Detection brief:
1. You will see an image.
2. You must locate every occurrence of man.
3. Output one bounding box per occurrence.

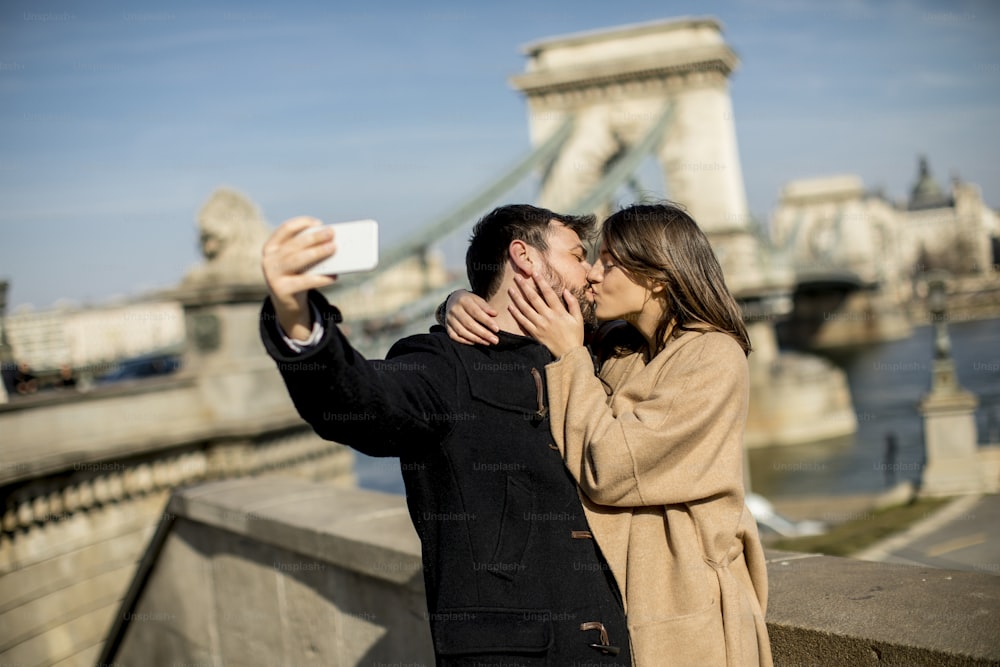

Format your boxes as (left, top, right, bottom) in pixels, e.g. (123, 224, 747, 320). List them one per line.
(260, 205, 631, 665)
(14, 361, 38, 395)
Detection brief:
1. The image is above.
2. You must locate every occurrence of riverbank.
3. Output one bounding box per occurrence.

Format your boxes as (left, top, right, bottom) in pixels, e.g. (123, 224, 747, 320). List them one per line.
(767, 493, 950, 556)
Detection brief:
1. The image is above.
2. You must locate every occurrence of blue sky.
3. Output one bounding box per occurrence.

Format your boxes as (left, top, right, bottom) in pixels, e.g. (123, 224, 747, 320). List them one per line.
(1, 0, 998, 309)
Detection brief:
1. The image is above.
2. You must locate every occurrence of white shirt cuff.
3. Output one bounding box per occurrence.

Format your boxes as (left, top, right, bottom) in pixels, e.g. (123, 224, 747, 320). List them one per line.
(279, 304, 326, 352)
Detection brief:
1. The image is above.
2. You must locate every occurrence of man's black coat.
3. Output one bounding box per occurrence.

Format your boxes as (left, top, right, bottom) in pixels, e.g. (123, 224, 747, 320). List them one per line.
(261, 292, 631, 666)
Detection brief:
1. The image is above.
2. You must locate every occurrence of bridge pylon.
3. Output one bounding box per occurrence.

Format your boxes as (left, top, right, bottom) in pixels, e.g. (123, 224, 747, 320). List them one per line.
(510, 17, 792, 304)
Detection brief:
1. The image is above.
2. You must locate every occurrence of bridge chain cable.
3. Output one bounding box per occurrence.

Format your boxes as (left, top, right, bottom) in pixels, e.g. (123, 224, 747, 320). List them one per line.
(333, 116, 575, 291)
(350, 276, 470, 359)
(347, 106, 676, 356)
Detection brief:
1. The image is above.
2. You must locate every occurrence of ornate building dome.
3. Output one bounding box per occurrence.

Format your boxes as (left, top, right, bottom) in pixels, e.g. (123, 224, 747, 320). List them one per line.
(908, 155, 952, 210)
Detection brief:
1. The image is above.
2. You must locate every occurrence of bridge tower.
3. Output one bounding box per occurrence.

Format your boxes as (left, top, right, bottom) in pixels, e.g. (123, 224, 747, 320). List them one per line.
(511, 18, 855, 449)
(510, 17, 786, 302)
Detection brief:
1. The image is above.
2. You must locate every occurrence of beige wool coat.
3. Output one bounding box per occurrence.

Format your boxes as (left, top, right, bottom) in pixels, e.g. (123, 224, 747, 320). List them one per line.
(546, 328, 773, 667)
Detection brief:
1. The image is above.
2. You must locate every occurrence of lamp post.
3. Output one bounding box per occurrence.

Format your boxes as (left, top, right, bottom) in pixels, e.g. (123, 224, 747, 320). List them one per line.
(926, 273, 959, 393)
(928, 275, 949, 359)
(918, 271, 984, 495)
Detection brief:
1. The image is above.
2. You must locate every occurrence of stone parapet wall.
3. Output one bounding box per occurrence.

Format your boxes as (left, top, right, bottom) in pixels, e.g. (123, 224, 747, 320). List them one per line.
(1, 276, 365, 667)
(103, 479, 1000, 667)
(0, 447, 354, 667)
(108, 478, 432, 667)
(767, 550, 1000, 666)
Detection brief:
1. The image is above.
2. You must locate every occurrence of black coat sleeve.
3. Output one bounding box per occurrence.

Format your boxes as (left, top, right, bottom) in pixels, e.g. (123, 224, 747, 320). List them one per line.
(259, 291, 458, 457)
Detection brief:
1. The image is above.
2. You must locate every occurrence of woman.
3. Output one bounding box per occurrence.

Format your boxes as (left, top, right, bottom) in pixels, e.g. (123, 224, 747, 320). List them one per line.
(444, 203, 772, 667)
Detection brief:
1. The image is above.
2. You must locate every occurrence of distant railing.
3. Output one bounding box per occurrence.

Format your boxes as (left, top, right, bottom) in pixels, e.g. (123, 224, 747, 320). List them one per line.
(101, 478, 1000, 667)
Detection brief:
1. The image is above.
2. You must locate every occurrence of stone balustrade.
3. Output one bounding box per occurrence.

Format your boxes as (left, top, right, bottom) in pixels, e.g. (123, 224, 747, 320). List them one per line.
(0, 373, 356, 667)
(101, 477, 1000, 667)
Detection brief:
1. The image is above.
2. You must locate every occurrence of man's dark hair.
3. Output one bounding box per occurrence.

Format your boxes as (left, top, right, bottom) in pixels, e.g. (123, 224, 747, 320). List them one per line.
(465, 204, 596, 299)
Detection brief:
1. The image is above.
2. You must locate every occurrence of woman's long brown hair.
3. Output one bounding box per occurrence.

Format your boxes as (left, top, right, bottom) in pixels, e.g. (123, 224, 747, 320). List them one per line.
(601, 203, 752, 357)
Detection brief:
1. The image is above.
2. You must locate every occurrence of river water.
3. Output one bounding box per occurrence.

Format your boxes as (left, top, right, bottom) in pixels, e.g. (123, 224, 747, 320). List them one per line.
(749, 316, 1000, 499)
(355, 317, 1000, 499)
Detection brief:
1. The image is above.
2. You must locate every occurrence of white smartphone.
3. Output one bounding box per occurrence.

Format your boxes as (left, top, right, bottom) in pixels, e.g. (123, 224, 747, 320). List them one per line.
(300, 219, 379, 275)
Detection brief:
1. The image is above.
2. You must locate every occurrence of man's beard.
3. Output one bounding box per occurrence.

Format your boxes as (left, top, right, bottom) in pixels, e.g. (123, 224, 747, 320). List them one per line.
(539, 263, 598, 328)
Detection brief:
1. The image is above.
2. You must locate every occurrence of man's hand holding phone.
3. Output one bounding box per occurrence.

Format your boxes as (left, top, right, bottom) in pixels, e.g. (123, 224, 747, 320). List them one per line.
(262, 217, 340, 341)
(262, 217, 380, 341)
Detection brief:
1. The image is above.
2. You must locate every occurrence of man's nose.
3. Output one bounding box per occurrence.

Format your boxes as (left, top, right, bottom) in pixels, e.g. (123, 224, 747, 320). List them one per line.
(587, 263, 602, 283)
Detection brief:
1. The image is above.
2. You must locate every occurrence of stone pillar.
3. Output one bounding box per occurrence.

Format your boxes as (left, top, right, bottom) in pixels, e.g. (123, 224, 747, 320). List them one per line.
(511, 18, 743, 218)
(919, 273, 984, 496)
(657, 82, 747, 233)
(919, 371, 982, 496)
(745, 320, 778, 384)
(177, 284, 281, 426)
(172, 188, 355, 482)
(510, 18, 790, 297)
(534, 107, 622, 214)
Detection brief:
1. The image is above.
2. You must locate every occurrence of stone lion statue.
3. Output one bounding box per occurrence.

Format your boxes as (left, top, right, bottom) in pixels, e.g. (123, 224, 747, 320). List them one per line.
(183, 188, 271, 286)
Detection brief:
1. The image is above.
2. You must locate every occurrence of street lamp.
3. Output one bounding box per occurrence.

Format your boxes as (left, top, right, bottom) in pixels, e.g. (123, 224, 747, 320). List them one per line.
(926, 272, 950, 362)
(924, 270, 957, 391)
(918, 269, 985, 495)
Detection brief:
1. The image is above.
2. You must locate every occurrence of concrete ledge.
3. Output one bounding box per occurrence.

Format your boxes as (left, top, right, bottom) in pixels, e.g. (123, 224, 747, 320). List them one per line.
(107, 477, 431, 667)
(765, 549, 1000, 666)
(106, 478, 1000, 666)
(166, 476, 423, 589)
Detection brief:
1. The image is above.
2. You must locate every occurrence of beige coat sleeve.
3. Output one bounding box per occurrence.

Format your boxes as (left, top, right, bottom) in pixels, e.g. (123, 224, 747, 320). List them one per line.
(546, 332, 749, 507)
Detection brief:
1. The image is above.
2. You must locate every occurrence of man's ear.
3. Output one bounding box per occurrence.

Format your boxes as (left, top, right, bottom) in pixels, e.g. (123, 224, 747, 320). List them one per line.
(508, 239, 536, 276)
